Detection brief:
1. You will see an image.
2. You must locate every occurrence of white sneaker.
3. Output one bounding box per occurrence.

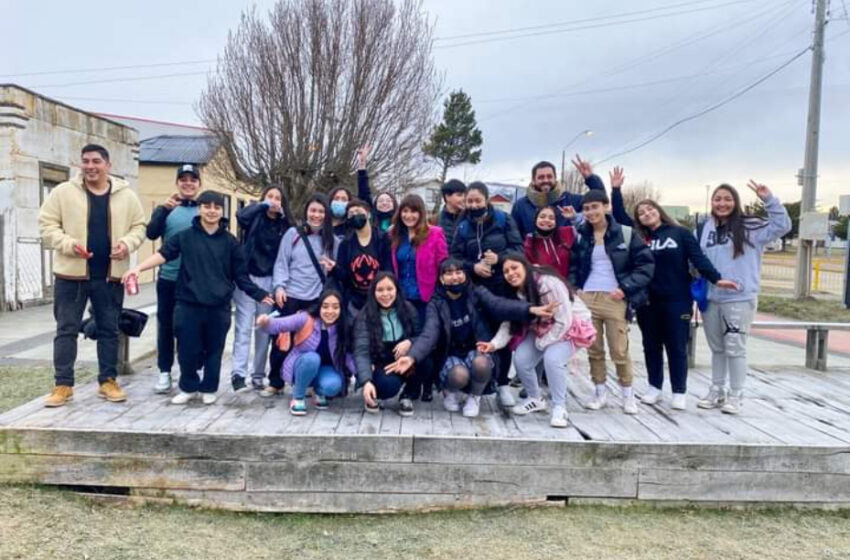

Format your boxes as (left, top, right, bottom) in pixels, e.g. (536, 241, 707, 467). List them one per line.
(154, 371, 172, 394)
(498, 385, 516, 408)
(512, 397, 547, 416)
(443, 391, 462, 412)
(550, 405, 569, 428)
(697, 385, 726, 409)
(202, 393, 217, 405)
(585, 388, 608, 411)
(170, 391, 197, 405)
(623, 394, 638, 415)
(721, 391, 742, 414)
(671, 393, 687, 410)
(641, 385, 662, 405)
(462, 395, 481, 418)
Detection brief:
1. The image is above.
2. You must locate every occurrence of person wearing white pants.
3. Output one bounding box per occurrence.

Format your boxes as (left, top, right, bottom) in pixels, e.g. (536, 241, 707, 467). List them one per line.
(490, 253, 585, 428)
(230, 185, 293, 392)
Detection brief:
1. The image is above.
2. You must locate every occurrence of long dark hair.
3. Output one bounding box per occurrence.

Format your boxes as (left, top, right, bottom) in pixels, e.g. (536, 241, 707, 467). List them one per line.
(711, 184, 757, 259)
(308, 289, 348, 370)
(361, 272, 417, 364)
(260, 183, 295, 231)
(632, 198, 677, 239)
(301, 192, 336, 256)
(501, 253, 573, 334)
(391, 194, 431, 248)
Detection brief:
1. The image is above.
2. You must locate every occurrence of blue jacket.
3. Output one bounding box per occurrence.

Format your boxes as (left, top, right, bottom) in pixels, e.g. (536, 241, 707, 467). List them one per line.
(511, 174, 605, 238)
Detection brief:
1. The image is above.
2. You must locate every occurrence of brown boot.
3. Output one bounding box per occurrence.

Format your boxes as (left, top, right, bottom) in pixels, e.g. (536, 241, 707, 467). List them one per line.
(44, 385, 74, 407)
(98, 378, 127, 402)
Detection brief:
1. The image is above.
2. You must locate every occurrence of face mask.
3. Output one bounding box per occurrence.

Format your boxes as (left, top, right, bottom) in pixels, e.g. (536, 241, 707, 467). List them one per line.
(330, 200, 347, 218)
(308, 223, 322, 234)
(467, 206, 486, 220)
(536, 225, 556, 237)
(347, 214, 368, 230)
(444, 283, 467, 296)
(376, 209, 394, 221)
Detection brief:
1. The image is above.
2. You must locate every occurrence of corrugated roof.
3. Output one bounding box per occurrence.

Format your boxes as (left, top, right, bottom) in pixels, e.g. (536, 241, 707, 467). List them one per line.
(139, 135, 219, 164)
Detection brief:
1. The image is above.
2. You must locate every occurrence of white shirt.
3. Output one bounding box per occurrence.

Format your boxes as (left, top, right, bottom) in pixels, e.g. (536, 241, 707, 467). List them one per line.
(583, 243, 618, 292)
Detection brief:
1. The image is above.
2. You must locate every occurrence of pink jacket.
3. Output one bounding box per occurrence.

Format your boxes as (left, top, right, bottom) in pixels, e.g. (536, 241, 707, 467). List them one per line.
(391, 225, 448, 302)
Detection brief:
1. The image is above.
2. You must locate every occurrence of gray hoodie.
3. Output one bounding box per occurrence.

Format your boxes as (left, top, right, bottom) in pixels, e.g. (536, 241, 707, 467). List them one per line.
(699, 195, 791, 304)
(273, 227, 339, 301)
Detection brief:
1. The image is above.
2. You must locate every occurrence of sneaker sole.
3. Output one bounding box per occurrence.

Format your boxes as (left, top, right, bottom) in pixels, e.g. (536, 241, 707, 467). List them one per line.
(365, 407, 380, 414)
(290, 409, 308, 416)
(697, 401, 722, 409)
(154, 386, 172, 395)
(398, 410, 414, 417)
(44, 395, 72, 408)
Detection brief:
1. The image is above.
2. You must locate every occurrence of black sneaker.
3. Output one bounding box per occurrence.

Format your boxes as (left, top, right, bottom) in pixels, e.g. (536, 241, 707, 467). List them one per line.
(421, 383, 434, 402)
(398, 398, 414, 417)
(231, 376, 248, 393)
(250, 378, 265, 391)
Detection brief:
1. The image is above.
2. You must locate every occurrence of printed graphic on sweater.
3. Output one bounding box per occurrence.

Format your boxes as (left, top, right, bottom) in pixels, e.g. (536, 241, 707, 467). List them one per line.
(649, 237, 679, 251)
(350, 253, 381, 291)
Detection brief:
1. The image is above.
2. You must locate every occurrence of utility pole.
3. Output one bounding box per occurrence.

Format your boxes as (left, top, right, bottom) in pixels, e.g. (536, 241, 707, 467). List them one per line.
(794, 0, 828, 299)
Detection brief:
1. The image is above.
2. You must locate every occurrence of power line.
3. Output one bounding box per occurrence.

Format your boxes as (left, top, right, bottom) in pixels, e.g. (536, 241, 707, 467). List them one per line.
(0, 59, 215, 79)
(480, 0, 788, 121)
(595, 46, 811, 165)
(57, 96, 193, 106)
(28, 70, 210, 89)
(433, 0, 741, 41)
(434, 0, 756, 49)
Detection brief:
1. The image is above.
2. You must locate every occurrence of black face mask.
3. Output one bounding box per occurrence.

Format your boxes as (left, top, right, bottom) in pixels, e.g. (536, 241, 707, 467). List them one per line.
(347, 214, 368, 230)
(376, 209, 394, 221)
(467, 206, 487, 220)
(444, 282, 467, 295)
(536, 225, 556, 237)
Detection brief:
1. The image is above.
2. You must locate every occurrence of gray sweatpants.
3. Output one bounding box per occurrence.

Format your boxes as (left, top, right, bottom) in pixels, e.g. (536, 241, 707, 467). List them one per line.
(514, 335, 574, 407)
(230, 275, 274, 381)
(702, 299, 755, 392)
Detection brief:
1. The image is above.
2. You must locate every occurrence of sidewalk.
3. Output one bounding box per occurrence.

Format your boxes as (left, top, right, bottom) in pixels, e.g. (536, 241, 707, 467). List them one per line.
(0, 282, 158, 368)
(1, 286, 849, 372)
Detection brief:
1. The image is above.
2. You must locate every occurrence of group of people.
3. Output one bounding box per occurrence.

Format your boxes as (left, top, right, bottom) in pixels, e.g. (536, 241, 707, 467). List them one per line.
(38, 144, 791, 429)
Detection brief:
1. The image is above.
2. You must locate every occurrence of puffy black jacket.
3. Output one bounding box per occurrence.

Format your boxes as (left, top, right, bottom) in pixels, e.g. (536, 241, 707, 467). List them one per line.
(569, 215, 655, 311)
(352, 300, 421, 387)
(236, 202, 290, 277)
(450, 206, 523, 296)
(408, 284, 533, 368)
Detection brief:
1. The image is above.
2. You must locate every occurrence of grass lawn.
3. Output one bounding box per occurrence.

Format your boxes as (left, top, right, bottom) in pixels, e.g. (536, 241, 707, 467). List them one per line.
(1, 485, 849, 560)
(0, 366, 94, 414)
(1, 368, 849, 559)
(758, 295, 850, 322)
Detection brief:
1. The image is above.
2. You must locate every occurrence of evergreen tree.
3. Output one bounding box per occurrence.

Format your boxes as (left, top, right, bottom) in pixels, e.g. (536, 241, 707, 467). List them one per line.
(423, 90, 483, 184)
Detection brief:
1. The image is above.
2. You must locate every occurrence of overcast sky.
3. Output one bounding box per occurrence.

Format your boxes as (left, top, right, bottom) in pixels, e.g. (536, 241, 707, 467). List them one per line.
(3, 0, 848, 211)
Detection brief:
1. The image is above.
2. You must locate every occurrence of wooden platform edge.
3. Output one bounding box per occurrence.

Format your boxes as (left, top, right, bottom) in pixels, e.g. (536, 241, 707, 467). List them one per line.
(2, 427, 850, 511)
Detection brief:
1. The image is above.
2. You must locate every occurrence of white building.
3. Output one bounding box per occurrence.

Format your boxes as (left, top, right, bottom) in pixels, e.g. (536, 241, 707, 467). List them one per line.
(0, 85, 139, 309)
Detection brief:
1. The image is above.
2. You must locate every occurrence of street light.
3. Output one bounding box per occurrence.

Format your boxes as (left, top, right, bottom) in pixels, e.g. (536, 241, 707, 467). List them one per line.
(560, 129, 593, 183)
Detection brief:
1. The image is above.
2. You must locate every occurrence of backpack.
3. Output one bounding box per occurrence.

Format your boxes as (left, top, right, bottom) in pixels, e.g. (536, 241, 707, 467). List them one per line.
(565, 296, 596, 349)
(275, 314, 315, 352)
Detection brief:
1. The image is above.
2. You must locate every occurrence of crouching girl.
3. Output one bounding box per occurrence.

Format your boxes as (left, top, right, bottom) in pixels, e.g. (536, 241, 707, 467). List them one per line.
(489, 254, 592, 428)
(257, 290, 354, 415)
(389, 259, 554, 418)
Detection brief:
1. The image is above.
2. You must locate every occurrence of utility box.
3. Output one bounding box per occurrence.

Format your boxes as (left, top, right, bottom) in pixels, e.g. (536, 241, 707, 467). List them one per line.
(799, 212, 829, 241)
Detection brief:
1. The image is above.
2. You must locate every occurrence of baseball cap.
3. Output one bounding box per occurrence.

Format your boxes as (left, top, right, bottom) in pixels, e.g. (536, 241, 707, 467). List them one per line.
(176, 163, 200, 180)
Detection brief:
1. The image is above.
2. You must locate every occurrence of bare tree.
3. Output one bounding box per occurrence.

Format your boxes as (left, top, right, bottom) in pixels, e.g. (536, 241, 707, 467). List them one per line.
(198, 0, 440, 211)
(619, 181, 661, 216)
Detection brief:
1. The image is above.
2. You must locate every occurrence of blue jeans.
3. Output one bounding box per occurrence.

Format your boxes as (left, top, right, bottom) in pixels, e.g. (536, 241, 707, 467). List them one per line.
(292, 352, 344, 400)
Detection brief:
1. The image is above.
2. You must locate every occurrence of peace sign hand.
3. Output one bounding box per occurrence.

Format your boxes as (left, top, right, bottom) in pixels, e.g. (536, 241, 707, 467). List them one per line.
(571, 154, 593, 179)
(560, 206, 576, 220)
(609, 166, 625, 189)
(747, 180, 772, 201)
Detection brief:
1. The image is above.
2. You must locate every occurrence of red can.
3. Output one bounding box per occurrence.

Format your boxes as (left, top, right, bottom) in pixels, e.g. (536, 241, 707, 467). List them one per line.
(125, 274, 139, 296)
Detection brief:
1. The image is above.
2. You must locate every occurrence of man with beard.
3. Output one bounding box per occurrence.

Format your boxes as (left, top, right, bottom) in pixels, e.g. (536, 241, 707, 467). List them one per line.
(511, 155, 606, 238)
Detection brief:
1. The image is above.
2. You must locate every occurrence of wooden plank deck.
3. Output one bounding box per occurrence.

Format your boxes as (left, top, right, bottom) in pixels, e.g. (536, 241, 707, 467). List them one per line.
(1, 361, 849, 512)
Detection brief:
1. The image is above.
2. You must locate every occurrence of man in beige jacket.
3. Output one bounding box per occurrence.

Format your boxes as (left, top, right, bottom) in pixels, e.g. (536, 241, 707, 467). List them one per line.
(38, 144, 147, 407)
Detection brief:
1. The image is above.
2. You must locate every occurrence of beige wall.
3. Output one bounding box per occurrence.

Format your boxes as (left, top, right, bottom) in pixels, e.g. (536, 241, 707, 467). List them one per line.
(136, 154, 256, 284)
(0, 85, 138, 308)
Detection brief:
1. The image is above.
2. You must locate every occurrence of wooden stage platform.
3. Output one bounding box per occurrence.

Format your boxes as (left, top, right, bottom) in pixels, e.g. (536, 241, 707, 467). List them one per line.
(2, 362, 849, 512)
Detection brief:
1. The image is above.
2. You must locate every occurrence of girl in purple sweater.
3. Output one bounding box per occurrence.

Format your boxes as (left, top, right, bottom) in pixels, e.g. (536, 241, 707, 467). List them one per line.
(257, 290, 355, 415)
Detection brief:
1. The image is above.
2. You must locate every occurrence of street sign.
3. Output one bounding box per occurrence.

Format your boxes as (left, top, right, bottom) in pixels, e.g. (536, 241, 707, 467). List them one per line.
(798, 212, 829, 240)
